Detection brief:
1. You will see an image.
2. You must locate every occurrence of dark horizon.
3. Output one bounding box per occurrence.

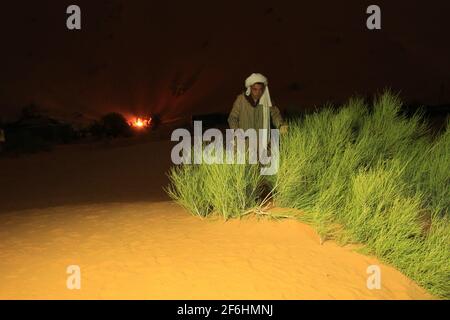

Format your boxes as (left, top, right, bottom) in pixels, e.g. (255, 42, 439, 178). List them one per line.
(1, 0, 450, 123)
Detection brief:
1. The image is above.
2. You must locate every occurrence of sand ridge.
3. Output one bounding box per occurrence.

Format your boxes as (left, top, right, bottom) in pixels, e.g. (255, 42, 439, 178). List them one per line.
(0, 201, 435, 299)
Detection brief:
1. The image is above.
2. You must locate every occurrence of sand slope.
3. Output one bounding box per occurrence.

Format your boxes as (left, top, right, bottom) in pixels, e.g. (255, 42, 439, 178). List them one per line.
(0, 138, 436, 299)
(0, 201, 434, 299)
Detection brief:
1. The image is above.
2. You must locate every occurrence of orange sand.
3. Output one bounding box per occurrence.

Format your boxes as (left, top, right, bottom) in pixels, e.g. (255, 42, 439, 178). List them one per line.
(0, 201, 435, 299)
(0, 138, 436, 299)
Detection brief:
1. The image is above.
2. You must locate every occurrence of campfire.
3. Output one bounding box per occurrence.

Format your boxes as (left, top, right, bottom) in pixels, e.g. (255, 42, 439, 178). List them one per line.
(129, 117, 152, 129)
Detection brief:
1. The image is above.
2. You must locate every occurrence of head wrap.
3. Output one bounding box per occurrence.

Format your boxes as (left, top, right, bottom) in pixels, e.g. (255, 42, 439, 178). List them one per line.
(244, 73, 272, 109)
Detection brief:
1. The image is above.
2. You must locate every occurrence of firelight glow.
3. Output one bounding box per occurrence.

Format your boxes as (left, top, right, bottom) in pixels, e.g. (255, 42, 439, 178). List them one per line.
(130, 117, 152, 129)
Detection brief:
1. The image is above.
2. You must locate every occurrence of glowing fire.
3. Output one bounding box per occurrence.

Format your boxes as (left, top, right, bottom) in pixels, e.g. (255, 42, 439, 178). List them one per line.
(130, 117, 152, 129)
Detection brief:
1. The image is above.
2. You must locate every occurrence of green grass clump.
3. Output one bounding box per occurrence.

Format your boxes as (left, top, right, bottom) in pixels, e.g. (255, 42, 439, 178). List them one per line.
(273, 90, 449, 298)
(166, 164, 213, 217)
(166, 90, 450, 298)
(166, 146, 263, 220)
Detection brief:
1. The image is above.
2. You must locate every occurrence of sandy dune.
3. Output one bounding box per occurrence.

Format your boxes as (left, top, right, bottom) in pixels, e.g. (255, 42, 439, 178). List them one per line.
(0, 201, 434, 299)
(0, 138, 435, 299)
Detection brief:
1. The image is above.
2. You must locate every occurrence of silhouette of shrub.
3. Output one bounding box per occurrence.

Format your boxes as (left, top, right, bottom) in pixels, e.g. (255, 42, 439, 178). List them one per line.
(100, 112, 132, 138)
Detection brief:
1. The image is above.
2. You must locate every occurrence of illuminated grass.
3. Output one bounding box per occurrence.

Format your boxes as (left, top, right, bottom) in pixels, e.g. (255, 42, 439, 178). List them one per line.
(166, 164, 213, 218)
(166, 90, 450, 298)
(166, 148, 263, 220)
(274, 90, 449, 298)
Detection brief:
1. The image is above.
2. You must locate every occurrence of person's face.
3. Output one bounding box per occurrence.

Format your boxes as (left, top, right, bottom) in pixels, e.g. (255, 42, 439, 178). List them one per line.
(250, 83, 265, 101)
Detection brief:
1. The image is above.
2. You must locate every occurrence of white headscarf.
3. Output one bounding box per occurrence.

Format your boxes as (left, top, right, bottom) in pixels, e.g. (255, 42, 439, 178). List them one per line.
(245, 73, 272, 149)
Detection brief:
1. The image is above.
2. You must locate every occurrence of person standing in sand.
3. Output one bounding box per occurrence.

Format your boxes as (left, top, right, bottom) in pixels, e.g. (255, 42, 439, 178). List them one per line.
(228, 73, 287, 150)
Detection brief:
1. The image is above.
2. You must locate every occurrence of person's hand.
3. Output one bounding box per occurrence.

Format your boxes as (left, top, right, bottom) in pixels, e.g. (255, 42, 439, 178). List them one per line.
(280, 125, 288, 135)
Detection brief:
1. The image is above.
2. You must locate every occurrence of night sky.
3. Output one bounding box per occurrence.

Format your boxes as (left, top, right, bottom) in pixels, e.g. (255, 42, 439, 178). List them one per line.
(1, 0, 450, 123)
